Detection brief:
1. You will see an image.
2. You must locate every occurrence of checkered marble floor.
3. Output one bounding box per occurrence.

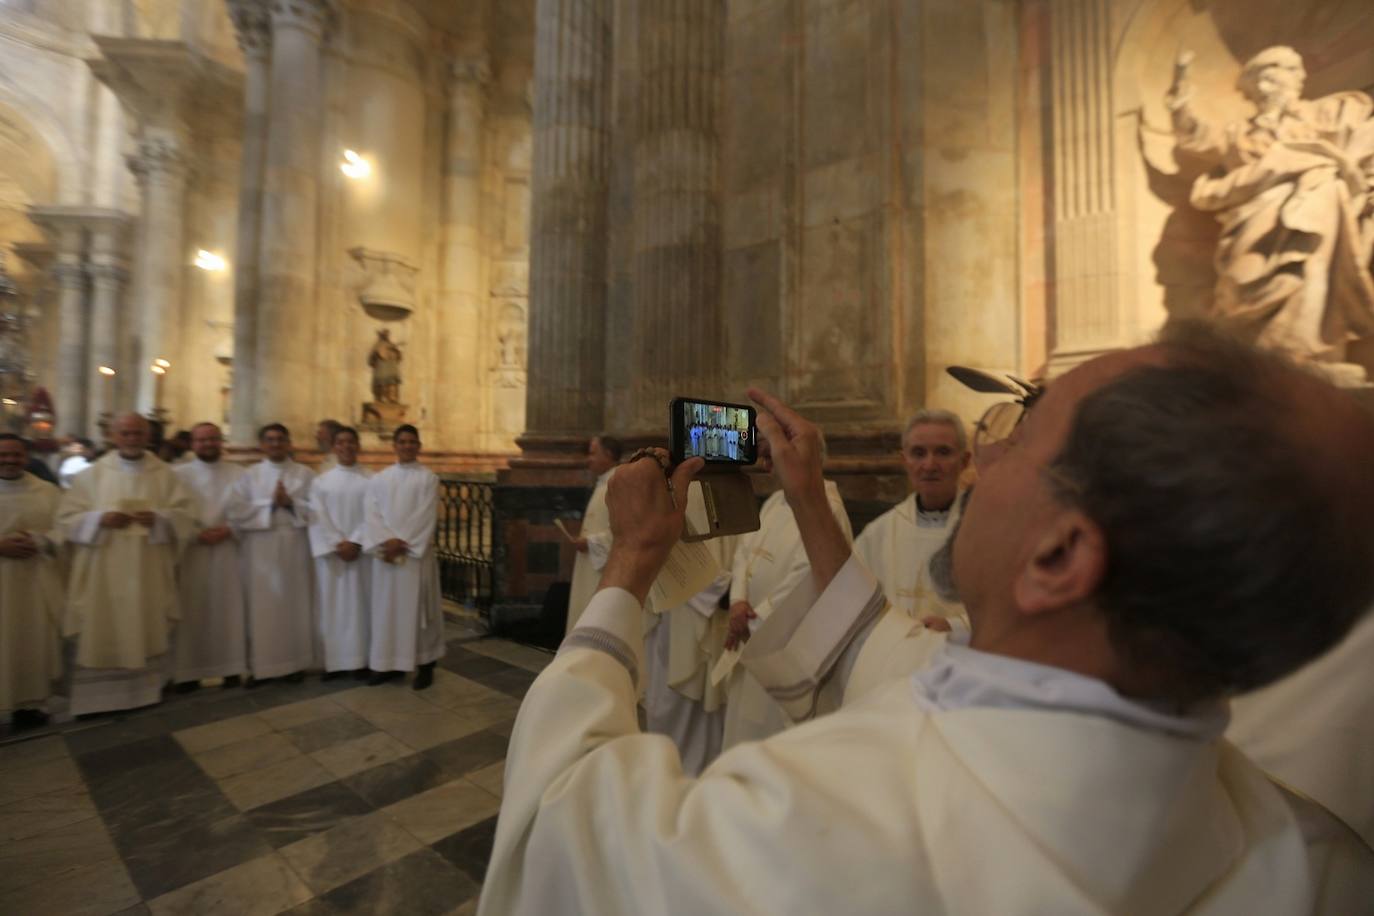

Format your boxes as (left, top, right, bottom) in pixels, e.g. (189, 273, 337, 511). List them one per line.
(0, 629, 552, 916)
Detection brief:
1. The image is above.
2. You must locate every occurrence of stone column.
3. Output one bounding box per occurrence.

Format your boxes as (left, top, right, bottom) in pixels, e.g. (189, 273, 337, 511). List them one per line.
(127, 132, 190, 414)
(51, 255, 89, 437)
(523, 0, 613, 445)
(1047, 0, 1119, 374)
(227, 0, 272, 443)
(254, 0, 333, 437)
(439, 54, 491, 450)
(629, 0, 724, 427)
(86, 260, 126, 427)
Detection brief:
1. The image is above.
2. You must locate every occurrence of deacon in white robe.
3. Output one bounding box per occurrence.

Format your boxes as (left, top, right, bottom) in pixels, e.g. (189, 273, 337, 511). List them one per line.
(853, 410, 971, 623)
(363, 426, 443, 687)
(565, 435, 620, 633)
(227, 424, 316, 680)
(59, 414, 195, 715)
(0, 437, 63, 721)
(172, 423, 248, 685)
(479, 434, 1338, 916)
(309, 427, 372, 674)
(718, 468, 851, 749)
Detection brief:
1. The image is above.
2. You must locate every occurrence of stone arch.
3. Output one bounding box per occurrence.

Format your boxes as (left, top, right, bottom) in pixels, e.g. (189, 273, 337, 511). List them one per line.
(0, 74, 80, 206)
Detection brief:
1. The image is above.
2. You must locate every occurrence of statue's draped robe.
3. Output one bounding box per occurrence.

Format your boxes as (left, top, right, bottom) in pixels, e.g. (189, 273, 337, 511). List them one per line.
(227, 460, 317, 679)
(308, 464, 373, 672)
(479, 578, 1321, 916)
(0, 474, 63, 712)
(60, 453, 194, 714)
(363, 462, 444, 672)
(173, 459, 248, 682)
(565, 469, 612, 633)
(1179, 93, 1374, 358)
(719, 482, 851, 749)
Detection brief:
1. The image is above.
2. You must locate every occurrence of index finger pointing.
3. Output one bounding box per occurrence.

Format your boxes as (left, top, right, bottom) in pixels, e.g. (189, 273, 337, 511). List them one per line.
(748, 387, 807, 439)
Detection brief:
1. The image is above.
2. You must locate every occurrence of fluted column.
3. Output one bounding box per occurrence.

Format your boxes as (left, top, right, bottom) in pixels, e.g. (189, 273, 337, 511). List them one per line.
(630, 0, 724, 426)
(524, 0, 613, 439)
(52, 256, 89, 437)
(439, 54, 491, 449)
(87, 259, 126, 428)
(228, 0, 272, 444)
(254, 0, 332, 436)
(128, 131, 189, 414)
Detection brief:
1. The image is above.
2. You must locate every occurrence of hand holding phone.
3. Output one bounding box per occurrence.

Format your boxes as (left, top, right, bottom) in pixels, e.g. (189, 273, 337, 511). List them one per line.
(669, 397, 758, 466)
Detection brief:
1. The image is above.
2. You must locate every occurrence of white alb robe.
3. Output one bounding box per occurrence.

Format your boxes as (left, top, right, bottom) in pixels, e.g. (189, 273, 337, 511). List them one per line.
(309, 464, 372, 671)
(363, 462, 444, 672)
(852, 491, 966, 622)
(227, 459, 317, 678)
(720, 482, 851, 748)
(173, 459, 248, 682)
(0, 474, 63, 712)
(565, 468, 612, 633)
(479, 581, 1320, 916)
(60, 453, 195, 714)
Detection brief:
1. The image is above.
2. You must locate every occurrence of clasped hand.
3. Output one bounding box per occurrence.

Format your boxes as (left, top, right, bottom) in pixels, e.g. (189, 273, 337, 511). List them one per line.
(197, 525, 233, 546)
(0, 532, 39, 559)
(382, 538, 408, 562)
(272, 481, 293, 509)
(335, 541, 362, 562)
(101, 511, 155, 529)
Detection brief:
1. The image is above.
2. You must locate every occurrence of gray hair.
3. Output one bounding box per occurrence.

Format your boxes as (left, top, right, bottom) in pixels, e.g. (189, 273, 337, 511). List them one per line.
(903, 409, 968, 454)
(1048, 322, 1374, 706)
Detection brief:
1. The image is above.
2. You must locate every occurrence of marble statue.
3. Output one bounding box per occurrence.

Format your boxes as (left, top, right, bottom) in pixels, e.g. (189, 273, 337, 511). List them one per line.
(1166, 46, 1374, 377)
(368, 329, 402, 405)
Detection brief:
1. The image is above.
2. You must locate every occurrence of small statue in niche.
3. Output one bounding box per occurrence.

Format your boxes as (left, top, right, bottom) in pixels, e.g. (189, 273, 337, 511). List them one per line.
(368, 329, 403, 405)
(498, 325, 525, 369)
(1165, 46, 1374, 378)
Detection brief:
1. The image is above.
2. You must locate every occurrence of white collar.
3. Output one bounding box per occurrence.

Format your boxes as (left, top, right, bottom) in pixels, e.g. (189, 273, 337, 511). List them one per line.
(116, 454, 147, 473)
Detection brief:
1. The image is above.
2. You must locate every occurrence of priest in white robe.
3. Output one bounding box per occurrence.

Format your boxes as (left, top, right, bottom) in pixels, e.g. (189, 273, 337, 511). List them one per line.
(308, 425, 371, 676)
(227, 423, 316, 682)
(172, 422, 248, 689)
(59, 413, 195, 715)
(718, 438, 851, 749)
(853, 408, 969, 623)
(0, 435, 63, 727)
(481, 329, 1374, 915)
(565, 434, 620, 633)
(363, 425, 444, 689)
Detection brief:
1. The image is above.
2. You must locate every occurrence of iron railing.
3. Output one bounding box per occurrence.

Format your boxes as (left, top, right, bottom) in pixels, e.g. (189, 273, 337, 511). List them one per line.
(436, 478, 494, 612)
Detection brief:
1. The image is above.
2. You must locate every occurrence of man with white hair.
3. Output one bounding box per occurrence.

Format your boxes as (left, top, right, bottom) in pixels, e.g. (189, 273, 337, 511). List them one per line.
(853, 409, 969, 623)
(59, 413, 194, 713)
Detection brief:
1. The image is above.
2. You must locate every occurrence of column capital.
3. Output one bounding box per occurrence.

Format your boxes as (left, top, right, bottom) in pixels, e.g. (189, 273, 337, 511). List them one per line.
(127, 136, 189, 185)
(449, 53, 492, 91)
(87, 261, 129, 289)
(52, 261, 86, 290)
(228, 0, 273, 61)
(268, 0, 339, 42)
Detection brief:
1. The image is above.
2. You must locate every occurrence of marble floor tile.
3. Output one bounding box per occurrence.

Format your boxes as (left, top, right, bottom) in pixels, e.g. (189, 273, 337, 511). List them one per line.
(445, 898, 480, 916)
(76, 734, 189, 787)
(381, 778, 502, 845)
(218, 754, 335, 812)
(313, 847, 479, 916)
(465, 761, 505, 798)
(281, 712, 377, 754)
(310, 731, 413, 781)
(438, 650, 514, 681)
(0, 852, 141, 916)
(431, 815, 498, 884)
(363, 705, 487, 752)
(0, 733, 69, 772)
(459, 640, 554, 674)
(146, 852, 312, 916)
(244, 781, 374, 849)
(155, 695, 264, 734)
(423, 729, 508, 779)
(485, 716, 517, 738)
(116, 811, 273, 900)
(342, 753, 452, 809)
(112, 904, 153, 916)
(174, 713, 273, 755)
(278, 810, 422, 896)
(0, 780, 99, 843)
(256, 696, 346, 732)
(63, 714, 175, 757)
(193, 731, 303, 780)
(0, 812, 122, 894)
(0, 750, 85, 806)
(330, 684, 439, 721)
(481, 667, 538, 699)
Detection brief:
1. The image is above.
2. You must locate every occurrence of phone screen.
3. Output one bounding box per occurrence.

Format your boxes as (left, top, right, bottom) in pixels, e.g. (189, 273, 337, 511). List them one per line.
(669, 397, 758, 465)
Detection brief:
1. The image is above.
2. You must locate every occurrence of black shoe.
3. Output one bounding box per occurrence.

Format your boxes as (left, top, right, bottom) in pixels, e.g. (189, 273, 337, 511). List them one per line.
(11, 709, 49, 730)
(322, 671, 344, 681)
(353, 668, 372, 681)
(283, 671, 306, 684)
(412, 663, 435, 691)
(368, 671, 402, 687)
(222, 675, 242, 689)
(245, 676, 260, 690)
(173, 681, 201, 694)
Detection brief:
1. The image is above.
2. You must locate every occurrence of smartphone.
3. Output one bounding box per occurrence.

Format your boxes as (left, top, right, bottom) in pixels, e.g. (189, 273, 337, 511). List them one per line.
(669, 397, 758, 466)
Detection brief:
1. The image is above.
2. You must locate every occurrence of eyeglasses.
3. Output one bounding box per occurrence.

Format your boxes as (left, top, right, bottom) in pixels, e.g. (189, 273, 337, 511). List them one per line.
(972, 389, 1043, 467)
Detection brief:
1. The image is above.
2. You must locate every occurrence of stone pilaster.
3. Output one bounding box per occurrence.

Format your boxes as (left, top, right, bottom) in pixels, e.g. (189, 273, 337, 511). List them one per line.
(522, 0, 612, 452)
(227, 0, 272, 444)
(86, 260, 127, 427)
(629, 0, 724, 427)
(253, 0, 334, 438)
(437, 53, 491, 452)
(1047, 0, 1119, 374)
(51, 258, 88, 437)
